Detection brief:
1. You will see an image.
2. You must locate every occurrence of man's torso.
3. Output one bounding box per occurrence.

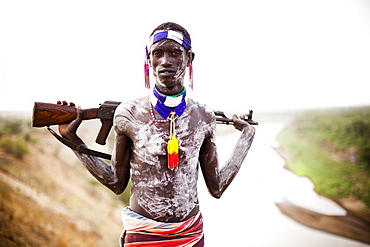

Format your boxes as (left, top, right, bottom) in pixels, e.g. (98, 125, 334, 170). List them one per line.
(114, 96, 215, 222)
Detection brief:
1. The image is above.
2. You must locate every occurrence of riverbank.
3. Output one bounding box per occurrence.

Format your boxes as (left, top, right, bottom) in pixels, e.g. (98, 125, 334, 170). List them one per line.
(273, 145, 370, 245)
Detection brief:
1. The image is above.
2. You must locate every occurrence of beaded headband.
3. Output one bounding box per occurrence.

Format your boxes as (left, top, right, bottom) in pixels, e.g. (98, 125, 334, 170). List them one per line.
(146, 30, 192, 54)
(144, 30, 193, 89)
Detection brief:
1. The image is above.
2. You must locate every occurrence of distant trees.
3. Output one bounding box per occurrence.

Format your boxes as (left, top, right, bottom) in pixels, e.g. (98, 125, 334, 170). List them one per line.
(292, 106, 370, 169)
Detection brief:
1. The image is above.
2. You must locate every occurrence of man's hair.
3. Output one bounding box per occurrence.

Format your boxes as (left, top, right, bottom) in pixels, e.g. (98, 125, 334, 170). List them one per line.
(150, 22, 191, 43)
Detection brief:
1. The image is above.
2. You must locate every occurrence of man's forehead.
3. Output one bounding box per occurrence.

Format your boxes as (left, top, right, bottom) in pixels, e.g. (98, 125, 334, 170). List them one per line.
(150, 39, 184, 50)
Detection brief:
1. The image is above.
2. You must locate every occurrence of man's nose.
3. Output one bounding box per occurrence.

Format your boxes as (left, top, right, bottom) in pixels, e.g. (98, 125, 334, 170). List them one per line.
(161, 53, 172, 66)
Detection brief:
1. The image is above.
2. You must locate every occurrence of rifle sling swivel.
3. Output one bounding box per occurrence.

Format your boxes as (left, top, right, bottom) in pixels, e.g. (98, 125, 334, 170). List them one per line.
(47, 127, 112, 160)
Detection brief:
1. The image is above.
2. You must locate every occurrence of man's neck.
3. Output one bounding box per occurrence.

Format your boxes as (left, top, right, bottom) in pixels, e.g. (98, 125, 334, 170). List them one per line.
(155, 84, 184, 96)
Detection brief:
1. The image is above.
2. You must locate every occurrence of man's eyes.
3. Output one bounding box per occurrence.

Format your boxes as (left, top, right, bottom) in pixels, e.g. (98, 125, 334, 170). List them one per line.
(153, 50, 163, 56)
(152, 50, 181, 56)
(171, 50, 181, 55)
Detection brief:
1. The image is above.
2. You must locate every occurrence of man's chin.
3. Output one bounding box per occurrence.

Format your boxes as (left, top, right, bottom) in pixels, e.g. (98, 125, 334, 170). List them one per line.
(156, 80, 180, 89)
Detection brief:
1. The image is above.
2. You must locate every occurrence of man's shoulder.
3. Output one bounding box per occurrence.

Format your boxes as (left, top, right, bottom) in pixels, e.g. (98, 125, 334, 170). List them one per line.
(114, 96, 149, 133)
(187, 98, 214, 114)
(186, 98, 215, 121)
(115, 96, 149, 116)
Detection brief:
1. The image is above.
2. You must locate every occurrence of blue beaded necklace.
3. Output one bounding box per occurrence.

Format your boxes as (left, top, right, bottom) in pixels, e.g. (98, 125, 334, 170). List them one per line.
(149, 86, 187, 120)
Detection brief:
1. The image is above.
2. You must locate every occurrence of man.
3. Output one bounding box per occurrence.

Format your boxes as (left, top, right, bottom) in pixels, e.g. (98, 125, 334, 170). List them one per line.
(59, 22, 255, 246)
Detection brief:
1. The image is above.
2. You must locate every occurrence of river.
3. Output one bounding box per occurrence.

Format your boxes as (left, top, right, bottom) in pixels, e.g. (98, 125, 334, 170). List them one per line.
(197, 123, 369, 247)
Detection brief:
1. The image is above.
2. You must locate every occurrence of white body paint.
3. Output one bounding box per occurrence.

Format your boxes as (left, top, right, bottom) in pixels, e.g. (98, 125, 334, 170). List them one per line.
(114, 96, 215, 220)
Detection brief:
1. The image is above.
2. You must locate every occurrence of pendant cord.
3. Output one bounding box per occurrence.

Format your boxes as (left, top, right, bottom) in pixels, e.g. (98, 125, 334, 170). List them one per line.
(149, 102, 180, 170)
(169, 112, 178, 138)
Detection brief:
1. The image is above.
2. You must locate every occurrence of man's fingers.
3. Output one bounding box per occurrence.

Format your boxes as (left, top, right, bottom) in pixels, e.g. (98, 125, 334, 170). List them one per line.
(76, 106, 83, 121)
(232, 114, 250, 131)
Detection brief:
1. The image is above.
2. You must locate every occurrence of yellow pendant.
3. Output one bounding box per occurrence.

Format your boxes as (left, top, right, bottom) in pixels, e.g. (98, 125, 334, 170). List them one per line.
(167, 135, 179, 170)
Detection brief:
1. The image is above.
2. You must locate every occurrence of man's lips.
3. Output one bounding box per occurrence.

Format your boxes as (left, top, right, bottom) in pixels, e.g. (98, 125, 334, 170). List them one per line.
(158, 69, 176, 75)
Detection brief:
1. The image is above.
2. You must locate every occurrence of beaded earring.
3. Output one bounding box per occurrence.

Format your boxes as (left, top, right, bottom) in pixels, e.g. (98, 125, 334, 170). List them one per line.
(188, 63, 193, 90)
(144, 52, 150, 89)
(188, 50, 193, 90)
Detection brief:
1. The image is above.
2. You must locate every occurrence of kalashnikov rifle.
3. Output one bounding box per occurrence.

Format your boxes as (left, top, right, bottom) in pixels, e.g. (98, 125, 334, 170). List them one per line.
(32, 101, 258, 159)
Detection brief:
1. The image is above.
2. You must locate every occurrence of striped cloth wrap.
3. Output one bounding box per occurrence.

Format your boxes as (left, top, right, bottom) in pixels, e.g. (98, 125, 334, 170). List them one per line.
(120, 207, 204, 247)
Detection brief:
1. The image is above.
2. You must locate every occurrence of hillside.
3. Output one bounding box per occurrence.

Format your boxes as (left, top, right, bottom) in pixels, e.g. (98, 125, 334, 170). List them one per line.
(275, 106, 370, 216)
(0, 113, 127, 246)
(274, 106, 370, 244)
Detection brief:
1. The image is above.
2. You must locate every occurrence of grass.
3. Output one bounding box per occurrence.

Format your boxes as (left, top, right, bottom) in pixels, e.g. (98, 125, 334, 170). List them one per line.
(0, 117, 33, 159)
(0, 137, 29, 159)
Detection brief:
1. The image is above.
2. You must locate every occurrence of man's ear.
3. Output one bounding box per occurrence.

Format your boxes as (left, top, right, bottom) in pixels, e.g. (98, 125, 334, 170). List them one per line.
(188, 52, 195, 65)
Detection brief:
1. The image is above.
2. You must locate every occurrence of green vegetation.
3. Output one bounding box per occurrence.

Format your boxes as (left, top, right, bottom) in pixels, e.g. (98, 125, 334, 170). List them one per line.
(290, 106, 370, 168)
(0, 138, 29, 158)
(0, 117, 32, 159)
(276, 106, 370, 208)
(0, 118, 25, 136)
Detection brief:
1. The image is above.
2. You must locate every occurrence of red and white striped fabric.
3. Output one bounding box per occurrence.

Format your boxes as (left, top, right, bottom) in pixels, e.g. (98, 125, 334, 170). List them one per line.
(120, 207, 204, 247)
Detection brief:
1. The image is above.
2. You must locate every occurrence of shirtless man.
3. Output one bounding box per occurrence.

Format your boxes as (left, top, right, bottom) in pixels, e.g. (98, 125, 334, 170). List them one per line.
(59, 22, 255, 246)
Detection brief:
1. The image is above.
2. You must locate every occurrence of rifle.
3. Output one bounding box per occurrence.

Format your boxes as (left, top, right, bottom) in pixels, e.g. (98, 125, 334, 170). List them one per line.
(33, 101, 258, 158)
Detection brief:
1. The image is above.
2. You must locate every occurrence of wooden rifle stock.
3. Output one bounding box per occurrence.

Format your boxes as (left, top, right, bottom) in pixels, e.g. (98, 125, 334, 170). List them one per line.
(32, 102, 98, 127)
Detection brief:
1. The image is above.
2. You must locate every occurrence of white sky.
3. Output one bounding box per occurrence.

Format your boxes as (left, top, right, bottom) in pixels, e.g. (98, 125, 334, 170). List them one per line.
(1, 0, 369, 112)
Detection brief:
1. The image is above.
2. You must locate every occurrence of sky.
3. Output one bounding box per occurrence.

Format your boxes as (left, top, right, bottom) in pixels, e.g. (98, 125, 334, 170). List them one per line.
(0, 0, 369, 113)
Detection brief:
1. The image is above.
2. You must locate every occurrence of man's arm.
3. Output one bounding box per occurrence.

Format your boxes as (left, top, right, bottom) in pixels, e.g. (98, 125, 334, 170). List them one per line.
(199, 115, 255, 198)
(59, 107, 131, 195)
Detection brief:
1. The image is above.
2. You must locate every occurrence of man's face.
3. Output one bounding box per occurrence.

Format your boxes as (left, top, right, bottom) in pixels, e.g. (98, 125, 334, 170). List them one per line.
(150, 39, 189, 90)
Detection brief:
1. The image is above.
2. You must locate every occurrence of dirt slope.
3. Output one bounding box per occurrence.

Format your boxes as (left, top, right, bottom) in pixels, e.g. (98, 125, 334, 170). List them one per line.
(0, 122, 126, 247)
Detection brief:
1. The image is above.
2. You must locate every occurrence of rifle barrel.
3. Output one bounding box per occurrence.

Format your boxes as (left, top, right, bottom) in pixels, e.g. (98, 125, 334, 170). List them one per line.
(216, 117, 258, 125)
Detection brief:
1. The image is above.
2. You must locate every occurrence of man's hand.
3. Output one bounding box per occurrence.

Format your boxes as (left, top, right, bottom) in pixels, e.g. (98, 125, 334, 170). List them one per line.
(58, 106, 83, 140)
(232, 114, 255, 132)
